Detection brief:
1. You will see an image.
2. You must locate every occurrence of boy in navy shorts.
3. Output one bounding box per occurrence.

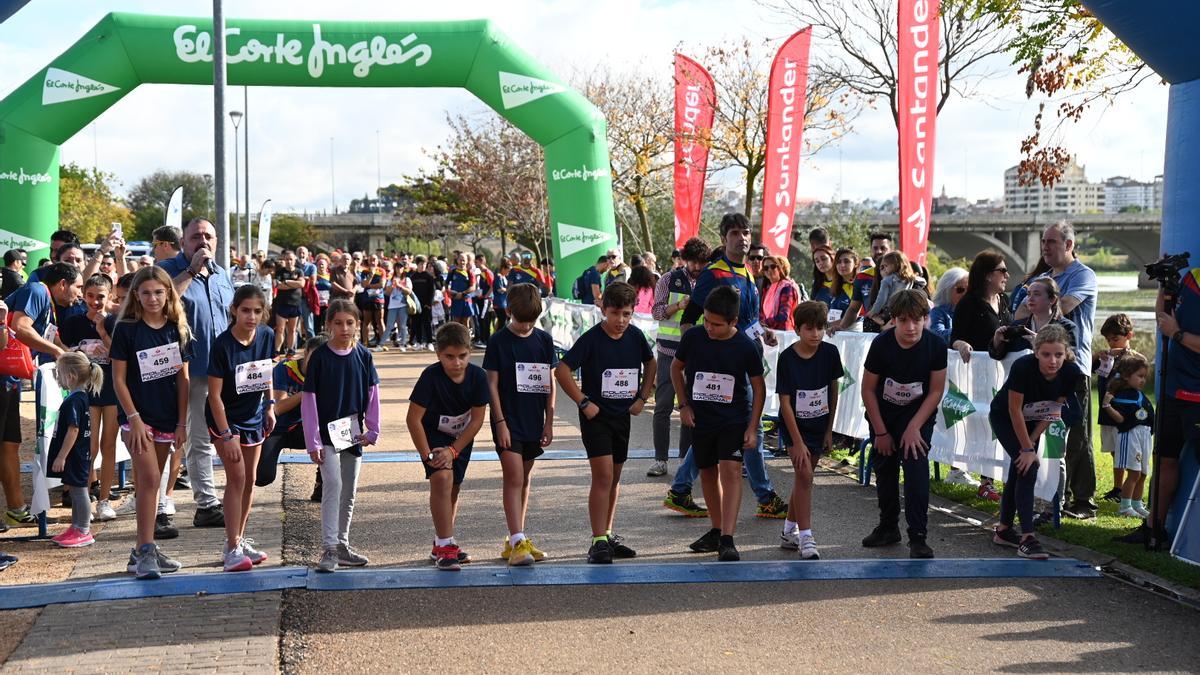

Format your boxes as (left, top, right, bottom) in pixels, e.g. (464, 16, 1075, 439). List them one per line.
(775, 301, 843, 560)
(407, 322, 489, 571)
(483, 283, 556, 565)
(672, 286, 765, 562)
(555, 282, 655, 564)
(860, 290, 947, 559)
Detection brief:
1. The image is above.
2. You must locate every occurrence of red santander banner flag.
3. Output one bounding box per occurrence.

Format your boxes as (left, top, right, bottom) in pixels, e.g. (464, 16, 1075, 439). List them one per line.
(673, 54, 716, 249)
(760, 28, 812, 257)
(898, 0, 939, 267)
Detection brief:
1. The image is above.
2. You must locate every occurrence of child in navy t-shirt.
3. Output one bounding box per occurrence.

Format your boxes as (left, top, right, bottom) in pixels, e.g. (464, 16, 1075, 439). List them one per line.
(672, 286, 764, 563)
(860, 290, 946, 559)
(775, 301, 844, 561)
(482, 283, 556, 566)
(407, 322, 489, 571)
(555, 282, 654, 565)
(301, 300, 381, 574)
(48, 352, 103, 549)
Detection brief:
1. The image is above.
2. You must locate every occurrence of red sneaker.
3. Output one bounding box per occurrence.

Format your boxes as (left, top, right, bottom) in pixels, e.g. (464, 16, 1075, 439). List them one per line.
(978, 482, 1001, 502)
(433, 544, 462, 571)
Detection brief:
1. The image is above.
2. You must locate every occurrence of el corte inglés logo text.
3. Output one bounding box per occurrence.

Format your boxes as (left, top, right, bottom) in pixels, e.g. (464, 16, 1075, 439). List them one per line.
(550, 165, 608, 182)
(0, 168, 53, 187)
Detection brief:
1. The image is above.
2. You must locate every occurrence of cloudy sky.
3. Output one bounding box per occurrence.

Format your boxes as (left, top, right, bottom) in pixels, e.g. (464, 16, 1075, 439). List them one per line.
(0, 0, 1169, 214)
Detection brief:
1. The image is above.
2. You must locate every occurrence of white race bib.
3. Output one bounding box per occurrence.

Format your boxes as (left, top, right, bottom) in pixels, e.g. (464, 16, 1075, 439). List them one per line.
(43, 323, 58, 344)
(601, 368, 638, 399)
(136, 342, 182, 383)
(692, 371, 735, 404)
(234, 358, 273, 395)
(744, 321, 765, 342)
(794, 387, 830, 419)
(516, 362, 552, 394)
(327, 415, 361, 451)
(437, 411, 471, 437)
(77, 338, 109, 365)
(883, 378, 923, 406)
(317, 289, 331, 305)
(1096, 354, 1114, 378)
(1022, 400, 1063, 422)
(827, 309, 843, 323)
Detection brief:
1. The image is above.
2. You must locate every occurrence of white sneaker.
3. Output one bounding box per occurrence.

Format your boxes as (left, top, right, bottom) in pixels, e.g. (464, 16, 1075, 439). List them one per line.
(779, 529, 800, 551)
(646, 460, 668, 477)
(426, 343, 436, 352)
(114, 495, 138, 516)
(158, 496, 176, 516)
(944, 468, 980, 487)
(799, 533, 820, 560)
(1132, 503, 1151, 518)
(95, 500, 116, 521)
(223, 543, 253, 572)
(1117, 507, 1142, 519)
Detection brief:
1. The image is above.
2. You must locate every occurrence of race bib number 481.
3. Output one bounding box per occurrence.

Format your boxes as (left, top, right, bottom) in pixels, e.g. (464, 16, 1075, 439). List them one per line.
(137, 343, 183, 383)
(692, 371, 734, 404)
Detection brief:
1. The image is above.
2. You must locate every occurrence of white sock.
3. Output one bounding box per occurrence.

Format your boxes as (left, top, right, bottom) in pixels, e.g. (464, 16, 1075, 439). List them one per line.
(783, 519, 798, 534)
(435, 537, 453, 547)
(798, 529, 813, 539)
(509, 532, 526, 546)
(1133, 500, 1147, 510)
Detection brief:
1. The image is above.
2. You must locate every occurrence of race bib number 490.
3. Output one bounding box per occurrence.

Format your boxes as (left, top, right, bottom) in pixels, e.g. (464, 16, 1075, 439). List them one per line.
(692, 371, 734, 404)
(136, 343, 182, 383)
(234, 359, 274, 395)
(515, 362, 552, 394)
(601, 368, 638, 399)
(882, 378, 923, 406)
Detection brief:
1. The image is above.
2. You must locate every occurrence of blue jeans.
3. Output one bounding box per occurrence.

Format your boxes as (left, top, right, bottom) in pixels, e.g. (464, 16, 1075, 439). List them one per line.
(670, 423, 775, 503)
(300, 302, 315, 339)
(382, 305, 409, 345)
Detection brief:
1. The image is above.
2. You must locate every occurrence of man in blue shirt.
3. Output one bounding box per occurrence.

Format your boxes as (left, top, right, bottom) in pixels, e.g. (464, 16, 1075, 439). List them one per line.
(8, 263, 81, 362)
(665, 213, 788, 519)
(158, 218, 235, 528)
(1015, 221, 1099, 518)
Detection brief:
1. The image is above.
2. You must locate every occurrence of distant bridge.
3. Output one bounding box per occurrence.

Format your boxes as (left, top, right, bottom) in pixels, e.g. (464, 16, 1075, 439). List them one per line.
(791, 213, 1161, 282)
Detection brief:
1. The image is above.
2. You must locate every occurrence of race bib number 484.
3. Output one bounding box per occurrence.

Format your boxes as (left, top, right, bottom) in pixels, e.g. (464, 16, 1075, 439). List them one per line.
(137, 343, 183, 383)
(234, 359, 273, 395)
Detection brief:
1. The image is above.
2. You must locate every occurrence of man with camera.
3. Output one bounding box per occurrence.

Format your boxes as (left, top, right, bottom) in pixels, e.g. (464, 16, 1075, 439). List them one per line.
(1151, 254, 1200, 547)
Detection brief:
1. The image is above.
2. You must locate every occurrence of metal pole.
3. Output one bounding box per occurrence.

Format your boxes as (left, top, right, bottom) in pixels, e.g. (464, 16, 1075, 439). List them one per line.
(213, 0, 230, 269)
(330, 137, 336, 214)
(376, 129, 381, 213)
(233, 124, 240, 258)
(244, 85, 251, 256)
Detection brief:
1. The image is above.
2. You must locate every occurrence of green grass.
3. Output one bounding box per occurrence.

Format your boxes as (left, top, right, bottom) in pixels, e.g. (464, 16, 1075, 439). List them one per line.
(829, 388, 1200, 590)
(1097, 288, 1158, 313)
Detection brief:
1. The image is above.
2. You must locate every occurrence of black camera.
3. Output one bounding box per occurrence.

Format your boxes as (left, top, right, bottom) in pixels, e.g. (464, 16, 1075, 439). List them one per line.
(1145, 252, 1190, 288)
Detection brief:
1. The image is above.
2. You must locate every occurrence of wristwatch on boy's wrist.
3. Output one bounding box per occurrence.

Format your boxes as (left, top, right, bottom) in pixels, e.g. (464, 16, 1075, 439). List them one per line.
(1173, 330, 1186, 344)
(577, 397, 592, 411)
(1020, 447, 1036, 454)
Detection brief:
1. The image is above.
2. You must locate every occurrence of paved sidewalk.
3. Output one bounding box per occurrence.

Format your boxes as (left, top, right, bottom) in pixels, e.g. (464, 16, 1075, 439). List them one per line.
(3, 470, 285, 673)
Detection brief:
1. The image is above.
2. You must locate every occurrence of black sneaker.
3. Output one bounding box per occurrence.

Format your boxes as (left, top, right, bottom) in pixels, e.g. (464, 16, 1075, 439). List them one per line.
(154, 513, 179, 540)
(992, 527, 1021, 548)
(310, 483, 323, 503)
(607, 534, 636, 559)
(1101, 487, 1121, 503)
(908, 537, 935, 559)
(193, 505, 225, 528)
(861, 523, 902, 548)
(587, 538, 613, 564)
(717, 536, 740, 562)
(1017, 536, 1049, 560)
(689, 528, 721, 553)
(174, 475, 191, 491)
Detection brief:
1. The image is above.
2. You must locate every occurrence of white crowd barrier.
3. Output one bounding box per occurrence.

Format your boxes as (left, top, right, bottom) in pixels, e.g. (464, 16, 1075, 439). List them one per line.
(542, 298, 1061, 500)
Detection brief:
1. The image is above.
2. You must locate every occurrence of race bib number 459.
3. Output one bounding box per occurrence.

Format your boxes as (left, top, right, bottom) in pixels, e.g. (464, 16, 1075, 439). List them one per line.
(137, 343, 183, 383)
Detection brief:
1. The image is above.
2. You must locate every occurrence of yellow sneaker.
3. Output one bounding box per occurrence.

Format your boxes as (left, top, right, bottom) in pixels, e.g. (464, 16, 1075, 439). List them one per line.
(508, 538, 535, 566)
(500, 539, 512, 560)
(526, 538, 547, 562)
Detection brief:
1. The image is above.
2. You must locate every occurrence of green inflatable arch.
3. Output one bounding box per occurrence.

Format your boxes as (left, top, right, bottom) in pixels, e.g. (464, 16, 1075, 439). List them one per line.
(0, 13, 617, 297)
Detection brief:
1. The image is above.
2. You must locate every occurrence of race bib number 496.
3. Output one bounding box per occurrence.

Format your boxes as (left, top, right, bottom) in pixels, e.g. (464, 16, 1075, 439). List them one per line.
(137, 343, 183, 383)
(515, 362, 552, 394)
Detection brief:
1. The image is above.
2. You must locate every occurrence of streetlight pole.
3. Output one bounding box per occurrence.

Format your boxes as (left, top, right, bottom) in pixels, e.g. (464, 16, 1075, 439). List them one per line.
(330, 136, 337, 214)
(213, 0, 230, 269)
(376, 129, 382, 213)
(243, 86, 250, 256)
(230, 109, 243, 259)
